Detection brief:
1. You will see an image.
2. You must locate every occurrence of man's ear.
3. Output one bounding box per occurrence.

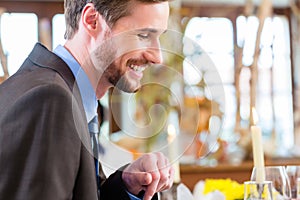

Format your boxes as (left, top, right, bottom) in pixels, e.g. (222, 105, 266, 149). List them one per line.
(81, 3, 107, 38)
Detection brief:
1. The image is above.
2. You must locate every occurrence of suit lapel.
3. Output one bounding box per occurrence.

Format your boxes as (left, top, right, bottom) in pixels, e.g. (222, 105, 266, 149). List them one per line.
(28, 43, 76, 92)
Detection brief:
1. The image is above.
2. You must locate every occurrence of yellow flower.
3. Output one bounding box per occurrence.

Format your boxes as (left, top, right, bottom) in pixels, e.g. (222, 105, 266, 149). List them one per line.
(203, 179, 244, 200)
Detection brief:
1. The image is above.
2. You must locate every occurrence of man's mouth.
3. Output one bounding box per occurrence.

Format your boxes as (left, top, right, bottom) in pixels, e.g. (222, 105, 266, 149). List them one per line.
(128, 64, 146, 73)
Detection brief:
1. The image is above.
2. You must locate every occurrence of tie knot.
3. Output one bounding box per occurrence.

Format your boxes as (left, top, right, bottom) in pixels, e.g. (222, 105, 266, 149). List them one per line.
(88, 116, 99, 134)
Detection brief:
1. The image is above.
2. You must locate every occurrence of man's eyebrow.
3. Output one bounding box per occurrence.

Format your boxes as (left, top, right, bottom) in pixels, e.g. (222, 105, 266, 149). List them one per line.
(136, 28, 167, 34)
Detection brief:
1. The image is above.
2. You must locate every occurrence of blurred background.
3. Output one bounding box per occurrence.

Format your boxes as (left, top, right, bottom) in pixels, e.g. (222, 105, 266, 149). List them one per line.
(1, 0, 300, 190)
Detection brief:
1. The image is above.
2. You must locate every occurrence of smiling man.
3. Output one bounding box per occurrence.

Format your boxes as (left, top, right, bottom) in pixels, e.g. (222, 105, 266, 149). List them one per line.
(0, 0, 174, 200)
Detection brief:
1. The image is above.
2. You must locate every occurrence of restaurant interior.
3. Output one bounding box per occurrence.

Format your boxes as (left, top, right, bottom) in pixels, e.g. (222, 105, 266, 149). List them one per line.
(1, 0, 300, 199)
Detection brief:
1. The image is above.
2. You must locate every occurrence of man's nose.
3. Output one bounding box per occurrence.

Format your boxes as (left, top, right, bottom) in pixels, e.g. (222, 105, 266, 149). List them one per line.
(145, 39, 163, 64)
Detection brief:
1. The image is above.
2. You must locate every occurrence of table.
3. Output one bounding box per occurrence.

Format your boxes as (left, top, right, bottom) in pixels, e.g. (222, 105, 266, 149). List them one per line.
(180, 158, 300, 191)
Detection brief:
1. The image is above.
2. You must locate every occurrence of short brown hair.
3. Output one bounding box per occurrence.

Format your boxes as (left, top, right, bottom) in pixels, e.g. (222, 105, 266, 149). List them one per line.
(64, 0, 169, 39)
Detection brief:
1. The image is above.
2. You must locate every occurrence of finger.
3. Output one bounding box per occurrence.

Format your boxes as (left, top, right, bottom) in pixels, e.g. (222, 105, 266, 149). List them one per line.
(144, 152, 172, 199)
(164, 166, 175, 190)
(154, 153, 170, 192)
(143, 170, 160, 200)
(156, 166, 175, 192)
(142, 154, 161, 200)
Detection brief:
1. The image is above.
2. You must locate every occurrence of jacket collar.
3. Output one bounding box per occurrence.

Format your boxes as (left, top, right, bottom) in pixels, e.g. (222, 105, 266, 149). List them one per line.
(28, 42, 76, 92)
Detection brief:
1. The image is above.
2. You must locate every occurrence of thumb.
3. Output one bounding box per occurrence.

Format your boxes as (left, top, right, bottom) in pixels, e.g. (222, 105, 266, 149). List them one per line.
(122, 171, 152, 195)
(138, 172, 152, 186)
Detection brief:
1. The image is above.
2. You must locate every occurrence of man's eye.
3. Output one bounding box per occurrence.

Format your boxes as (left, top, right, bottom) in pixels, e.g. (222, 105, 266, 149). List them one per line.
(138, 33, 149, 39)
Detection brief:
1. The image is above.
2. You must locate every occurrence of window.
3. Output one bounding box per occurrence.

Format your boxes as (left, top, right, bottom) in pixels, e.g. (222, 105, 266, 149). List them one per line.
(0, 13, 38, 75)
(237, 15, 293, 149)
(52, 14, 66, 49)
(184, 15, 294, 151)
(183, 17, 234, 140)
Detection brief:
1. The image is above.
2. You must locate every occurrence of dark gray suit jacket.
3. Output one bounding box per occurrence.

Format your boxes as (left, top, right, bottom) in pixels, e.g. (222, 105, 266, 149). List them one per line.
(0, 43, 132, 200)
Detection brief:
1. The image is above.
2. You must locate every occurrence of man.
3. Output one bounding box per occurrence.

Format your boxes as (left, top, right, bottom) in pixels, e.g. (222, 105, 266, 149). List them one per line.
(0, 0, 174, 199)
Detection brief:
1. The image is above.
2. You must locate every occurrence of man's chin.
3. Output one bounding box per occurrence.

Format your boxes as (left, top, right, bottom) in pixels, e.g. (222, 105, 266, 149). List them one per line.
(115, 82, 141, 93)
(132, 87, 140, 93)
(124, 86, 140, 93)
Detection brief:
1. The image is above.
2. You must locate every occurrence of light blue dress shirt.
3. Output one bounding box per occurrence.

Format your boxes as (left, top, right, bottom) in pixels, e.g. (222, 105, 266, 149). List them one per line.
(54, 45, 97, 123)
(53, 45, 141, 200)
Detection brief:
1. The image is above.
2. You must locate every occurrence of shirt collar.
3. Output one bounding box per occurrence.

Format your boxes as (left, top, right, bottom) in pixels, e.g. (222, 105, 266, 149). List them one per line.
(53, 45, 98, 123)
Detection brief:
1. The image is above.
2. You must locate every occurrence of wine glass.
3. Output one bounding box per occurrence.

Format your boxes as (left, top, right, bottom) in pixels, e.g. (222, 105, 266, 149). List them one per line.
(285, 165, 300, 199)
(251, 166, 292, 200)
(244, 181, 273, 200)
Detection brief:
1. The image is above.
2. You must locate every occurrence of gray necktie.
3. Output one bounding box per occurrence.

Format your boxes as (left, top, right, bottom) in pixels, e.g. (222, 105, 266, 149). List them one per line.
(88, 115, 103, 191)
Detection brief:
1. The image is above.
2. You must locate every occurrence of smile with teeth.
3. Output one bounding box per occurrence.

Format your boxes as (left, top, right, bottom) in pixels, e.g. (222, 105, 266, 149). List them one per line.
(129, 64, 146, 72)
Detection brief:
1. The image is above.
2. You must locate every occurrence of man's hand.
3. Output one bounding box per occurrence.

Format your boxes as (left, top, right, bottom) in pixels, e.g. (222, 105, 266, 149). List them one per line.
(122, 152, 174, 200)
